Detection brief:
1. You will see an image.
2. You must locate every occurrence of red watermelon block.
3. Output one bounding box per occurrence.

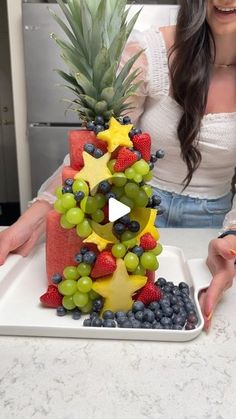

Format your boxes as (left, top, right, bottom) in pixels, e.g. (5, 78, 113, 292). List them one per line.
(62, 166, 78, 183)
(46, 210, 82, 284)
(69, 130, 107, 170)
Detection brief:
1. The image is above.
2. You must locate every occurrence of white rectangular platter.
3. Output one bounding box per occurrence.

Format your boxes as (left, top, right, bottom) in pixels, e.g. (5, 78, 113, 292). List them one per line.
(0, 244, 212, 342)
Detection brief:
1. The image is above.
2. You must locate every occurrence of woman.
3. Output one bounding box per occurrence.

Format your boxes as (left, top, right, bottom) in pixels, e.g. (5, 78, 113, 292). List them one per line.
(0, 0, 235, 330)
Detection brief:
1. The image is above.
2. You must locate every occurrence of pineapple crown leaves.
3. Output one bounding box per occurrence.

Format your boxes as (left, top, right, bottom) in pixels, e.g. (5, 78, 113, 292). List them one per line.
(49, 0, 144, 122)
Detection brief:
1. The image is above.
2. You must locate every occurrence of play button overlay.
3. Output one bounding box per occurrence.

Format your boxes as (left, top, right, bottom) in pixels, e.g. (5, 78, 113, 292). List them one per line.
(108, 198, 130, 222)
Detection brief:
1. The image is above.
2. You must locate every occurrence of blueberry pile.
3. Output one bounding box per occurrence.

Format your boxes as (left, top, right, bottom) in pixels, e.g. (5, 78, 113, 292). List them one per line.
(84, 143, 104, 159)
(81, 278, 199, 330)
(74, 247, 97, 265)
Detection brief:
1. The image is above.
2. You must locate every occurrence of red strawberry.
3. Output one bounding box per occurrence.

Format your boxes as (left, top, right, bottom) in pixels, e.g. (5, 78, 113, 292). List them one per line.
(91, 251, 117, 279)
(114, 147, 138, 172)
(140, 233, 157, 250)
(146, 270, 155, 283)
(134, 282, 162, 305)
(40, 285, 63, 308)
(132, 133, 151, 161)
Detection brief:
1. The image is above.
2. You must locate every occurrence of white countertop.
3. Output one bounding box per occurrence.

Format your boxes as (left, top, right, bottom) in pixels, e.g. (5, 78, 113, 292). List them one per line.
(0, 228, 236, 419)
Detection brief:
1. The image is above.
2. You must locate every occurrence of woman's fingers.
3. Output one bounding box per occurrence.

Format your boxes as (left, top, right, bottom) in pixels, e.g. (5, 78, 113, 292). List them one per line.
(13, 221, 45, 257)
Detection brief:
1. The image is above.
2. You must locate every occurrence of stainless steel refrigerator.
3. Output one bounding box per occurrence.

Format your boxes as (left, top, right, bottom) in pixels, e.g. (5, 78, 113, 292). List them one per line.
(22, 0, 178, 196)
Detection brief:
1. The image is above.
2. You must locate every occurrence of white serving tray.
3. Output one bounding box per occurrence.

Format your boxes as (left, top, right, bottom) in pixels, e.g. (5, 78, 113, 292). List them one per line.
(0, 244, 212, 342)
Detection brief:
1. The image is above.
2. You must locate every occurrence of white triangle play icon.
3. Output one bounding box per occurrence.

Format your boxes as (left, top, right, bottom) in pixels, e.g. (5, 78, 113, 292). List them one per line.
(108, 198, 130, 223)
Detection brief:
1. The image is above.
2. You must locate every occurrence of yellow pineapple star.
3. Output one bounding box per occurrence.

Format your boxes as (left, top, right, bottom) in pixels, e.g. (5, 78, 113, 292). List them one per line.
(83, 221, 118, 251)
(130, 208, 160, 242)
(97, 117, 133, 153)
(92, 259, 147, 314)
(75, 151, 112, 195)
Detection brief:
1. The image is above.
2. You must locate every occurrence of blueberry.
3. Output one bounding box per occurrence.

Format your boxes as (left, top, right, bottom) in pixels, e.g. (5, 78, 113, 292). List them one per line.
(185, 302, 195, 313)
(134, 311, 144, 322)
(80, 247, 89, 255)
(90, 312, 99, 320)
(170, 295, 178, 305)
(160, 299, 170, 308)
(167, 281, 174, 289)
(103, 310, 115, 320)
(86, 121, 95, 131)
(172, 287, 182, 296)
(181, 287, 190, 296)
(103, 319, 116, 328)
(128, 128, 142, 139)
(56, 306, 67, 316)
(120, 320, 133, 328)
(172, 324, 183, 330)
(93, 148, 104, 158)
(128, 221, 140, 233)
(62, 185, 72, 194)
(152, 322, 164, 329)
(185, 323, 196, 330)
(142, 322, 152, 329)
(132, 301, 145, 313)
(115, 311, 127, 319)
(143, 309, 155, 323)
(149, 162, 154, 170)
(75, 253, 83, 263)
(52, 273, 62, 284)
(106, 192, 116, 200)
(92, 298, 104, 312)
(156, 149, 165, 159)
(160, 317, 172, 328)
(74, 191, 85, 202)
(148, 301, 160, 311)
(152, 195, 162, 206)
(117, 316, 128, 325)
(113, 222, 126, 236)
(94, 116, 105, 126)
(99, 181, 111, 194)
(150, 154, 158, 163)
(163, 285, 172, 294)
(91, 318, 103, 327)
(65, 178, 74, 186)
(94, 125, 105, 135)
(133, 150, 142, 160)
(83, 251, 97, 265)
(173, 314, 186, 327)
(72, 309, 82, 320)
(130, 319, 142, 329)
(162, 306, 173, 317)
(155, 205, 165, 215)
(123, 116, 131, 124)
(187, 314, 198, 325)
(83, 318, 92, 326)
(127, 310, 134, 318)
(172, 304, 180, 314)
(131, 246, 144, 257)
(156, 277, 167, 288)
(155, 309, 164, 321)
(118, 215, 131, 225)
(179, 281, 189, 290)
(84, 143, 95, 154)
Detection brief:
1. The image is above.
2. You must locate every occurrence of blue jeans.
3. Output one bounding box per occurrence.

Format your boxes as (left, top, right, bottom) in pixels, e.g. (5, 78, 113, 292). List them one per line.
(153, 188, 233, 228)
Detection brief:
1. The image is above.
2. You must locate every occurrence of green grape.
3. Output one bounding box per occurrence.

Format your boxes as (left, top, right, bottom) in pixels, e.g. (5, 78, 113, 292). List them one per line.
(77, 262, 91, 276)
(66, 207, 84, 225)
(143, 171, 153, 182)
(55, 186, 63, 199)
(124, 182, 139, 199)
(133, 174, 143, 183)
(73, 291, 89, 308)
(111, 186, 124, 199)
(151, 243, 163, 256)
(133, 160, 150, 176)
(60, 215, 75, 229)
(120, 195, 134, 209)
(112, 173, 127, 187)
(62, 295, 76, 310)
(124, 252, 139, 272)
(80, 196, 98, 214)
(121, 231, 137, 249)
(72, 178, 89, 196)
(92, 209, 104, 223)
(140, 252, 159, 271)
(58, 279, 77, 296)
(61, 193, 76, 209)
(80, 299, 93, 313)
(76, 219, 92, 238)
(121, 231, 135, 241)
(88, 289, 100, 300)
(125, 167, 135, 180)
(134, 190, 149, 207)
(77, 276, 93, 293)
(107, 159, 116, 173)
(54, 199, 66, 214)
(94, 193, 106, 209)
(112, 243, 127, 258)
(63, 266, 79, 280)
(141, 185, 153, 198)
(133, 264, 146, 276)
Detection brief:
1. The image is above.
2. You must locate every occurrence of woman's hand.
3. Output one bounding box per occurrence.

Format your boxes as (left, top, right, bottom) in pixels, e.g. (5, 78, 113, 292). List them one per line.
(199, 234, 236, 331)
(0, 200, 52, 265)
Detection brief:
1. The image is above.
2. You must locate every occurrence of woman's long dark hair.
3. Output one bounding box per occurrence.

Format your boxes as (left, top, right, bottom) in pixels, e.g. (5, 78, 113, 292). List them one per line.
(169, 0, 215, 187)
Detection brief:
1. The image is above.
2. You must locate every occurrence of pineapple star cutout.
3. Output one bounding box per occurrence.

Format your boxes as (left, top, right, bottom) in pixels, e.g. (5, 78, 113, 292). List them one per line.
(92, 259, 147, 314)
(75, 151, 112, 195)
(83, 221, 118, 252)
(97, 117, 133, 153)
(130, 208, 160, 243)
